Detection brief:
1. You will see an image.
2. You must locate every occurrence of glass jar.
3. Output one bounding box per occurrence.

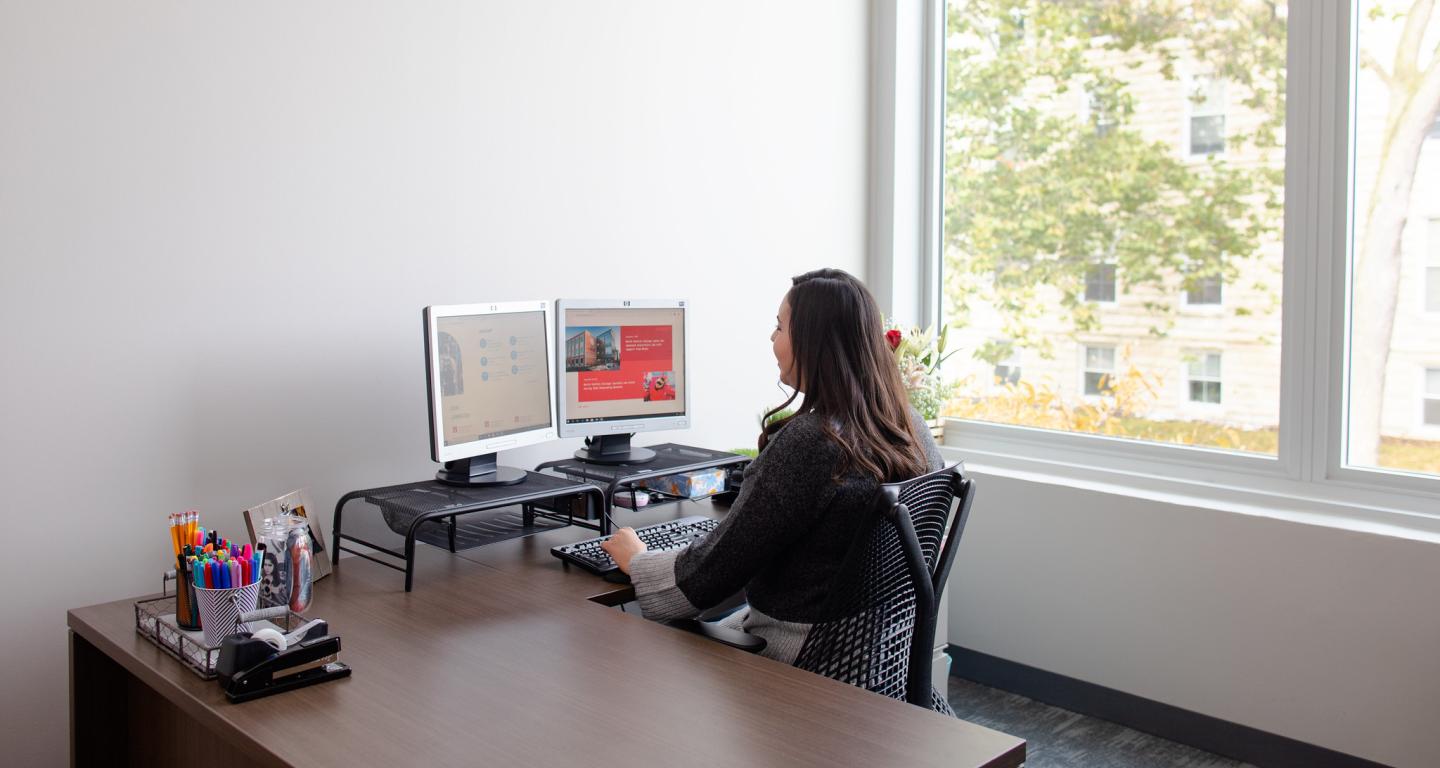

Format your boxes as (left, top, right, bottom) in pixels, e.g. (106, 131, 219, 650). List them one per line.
(283, 515, 313, 613)
(258, 514, 313, 612)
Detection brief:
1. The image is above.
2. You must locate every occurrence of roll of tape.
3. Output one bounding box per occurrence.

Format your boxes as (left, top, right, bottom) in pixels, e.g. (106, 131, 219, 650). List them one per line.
(251, 627, 287, 652)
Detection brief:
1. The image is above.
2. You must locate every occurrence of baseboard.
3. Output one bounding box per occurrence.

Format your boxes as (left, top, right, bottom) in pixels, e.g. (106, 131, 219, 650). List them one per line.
(946, 645, 1392, 768)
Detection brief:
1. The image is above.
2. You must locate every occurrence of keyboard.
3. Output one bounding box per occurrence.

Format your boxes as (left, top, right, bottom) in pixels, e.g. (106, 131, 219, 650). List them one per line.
(551, 516, 720, 575)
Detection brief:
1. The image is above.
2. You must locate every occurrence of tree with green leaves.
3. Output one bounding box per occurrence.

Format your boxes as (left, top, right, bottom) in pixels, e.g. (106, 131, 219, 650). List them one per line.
(944, 1, 1439, 465)
(944, 0, 1287, 365)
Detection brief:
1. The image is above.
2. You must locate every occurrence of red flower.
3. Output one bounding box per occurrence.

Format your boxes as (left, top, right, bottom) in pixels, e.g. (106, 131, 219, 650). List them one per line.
(885, 329, 902, 351)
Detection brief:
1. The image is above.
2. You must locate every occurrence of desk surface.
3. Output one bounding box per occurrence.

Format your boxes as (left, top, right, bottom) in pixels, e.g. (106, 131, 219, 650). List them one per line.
(69, 499, 1024, 768)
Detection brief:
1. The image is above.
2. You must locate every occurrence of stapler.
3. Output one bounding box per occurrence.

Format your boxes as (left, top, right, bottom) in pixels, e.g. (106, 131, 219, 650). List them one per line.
(216, 611, 351, 703)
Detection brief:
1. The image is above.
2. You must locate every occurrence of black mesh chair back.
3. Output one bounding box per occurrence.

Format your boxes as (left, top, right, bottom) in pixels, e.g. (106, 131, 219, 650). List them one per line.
(791, 463, 974, 711)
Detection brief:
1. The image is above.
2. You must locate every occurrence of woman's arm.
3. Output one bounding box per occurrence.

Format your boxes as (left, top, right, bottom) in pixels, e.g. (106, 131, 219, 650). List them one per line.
(622, 416, 840, 621)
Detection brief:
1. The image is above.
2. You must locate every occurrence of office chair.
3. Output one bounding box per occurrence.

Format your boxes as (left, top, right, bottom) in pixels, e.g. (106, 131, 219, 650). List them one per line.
(674, 463, 973, 713)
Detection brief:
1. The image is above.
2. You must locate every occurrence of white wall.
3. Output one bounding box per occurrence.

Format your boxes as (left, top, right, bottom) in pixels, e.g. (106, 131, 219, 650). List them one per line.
(0, 2, 869, 764)
(946, 466, 1440, 768)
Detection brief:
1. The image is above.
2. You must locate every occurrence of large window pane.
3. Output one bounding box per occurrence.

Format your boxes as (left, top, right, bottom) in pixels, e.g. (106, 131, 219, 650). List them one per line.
(941, 1, 1285, 453)
(1346, 2, 1440, 476)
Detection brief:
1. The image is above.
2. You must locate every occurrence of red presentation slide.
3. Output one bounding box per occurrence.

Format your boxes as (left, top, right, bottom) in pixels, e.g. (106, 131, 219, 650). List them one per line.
(577, 326, 672, 402)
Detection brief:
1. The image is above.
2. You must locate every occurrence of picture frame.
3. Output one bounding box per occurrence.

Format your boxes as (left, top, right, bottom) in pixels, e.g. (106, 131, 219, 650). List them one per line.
(242, 488, 331, 581)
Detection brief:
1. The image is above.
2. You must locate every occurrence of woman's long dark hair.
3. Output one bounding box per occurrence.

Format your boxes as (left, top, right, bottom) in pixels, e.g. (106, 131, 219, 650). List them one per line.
(759, 268, 928, 483)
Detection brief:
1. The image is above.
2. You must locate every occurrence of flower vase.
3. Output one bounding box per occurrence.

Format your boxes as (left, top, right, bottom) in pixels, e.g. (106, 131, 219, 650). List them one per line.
(927, 417, 944, 442)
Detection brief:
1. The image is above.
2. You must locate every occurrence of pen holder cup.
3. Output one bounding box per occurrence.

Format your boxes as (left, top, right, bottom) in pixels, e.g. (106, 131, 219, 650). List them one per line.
(174, 578, 201, 631)
(195, 582, 262, 647)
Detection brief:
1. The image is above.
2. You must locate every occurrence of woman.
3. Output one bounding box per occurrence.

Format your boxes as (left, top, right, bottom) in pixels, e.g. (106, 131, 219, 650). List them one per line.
(601, 268, 942, 668)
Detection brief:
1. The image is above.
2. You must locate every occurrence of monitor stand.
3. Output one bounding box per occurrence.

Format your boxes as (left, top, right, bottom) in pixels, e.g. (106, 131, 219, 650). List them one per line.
(574, 433, 656, 465)
(435, 453, 527, 487)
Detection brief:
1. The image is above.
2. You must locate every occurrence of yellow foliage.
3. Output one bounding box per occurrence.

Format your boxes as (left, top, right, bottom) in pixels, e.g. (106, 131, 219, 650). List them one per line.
(943, 355, 1166, 438)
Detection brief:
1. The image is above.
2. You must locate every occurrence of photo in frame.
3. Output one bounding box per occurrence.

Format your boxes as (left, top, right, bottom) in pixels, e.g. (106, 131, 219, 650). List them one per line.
(242, 488, 332, 583)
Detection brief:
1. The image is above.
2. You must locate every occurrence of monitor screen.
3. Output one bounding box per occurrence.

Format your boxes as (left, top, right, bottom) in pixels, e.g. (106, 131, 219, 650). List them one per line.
(558, 302, 687, 431)
(425, 302, 556, 463)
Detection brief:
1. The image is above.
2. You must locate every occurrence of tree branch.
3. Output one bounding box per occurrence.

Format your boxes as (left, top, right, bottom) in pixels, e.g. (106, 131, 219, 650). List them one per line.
(1395, 0, 1435, 79)
(1361, 49, 1395, 90)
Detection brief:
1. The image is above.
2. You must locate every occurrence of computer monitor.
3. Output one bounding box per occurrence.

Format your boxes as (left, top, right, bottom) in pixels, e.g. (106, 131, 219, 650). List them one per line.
(423, 301, 558, 486)
(555, 299, 689, 464)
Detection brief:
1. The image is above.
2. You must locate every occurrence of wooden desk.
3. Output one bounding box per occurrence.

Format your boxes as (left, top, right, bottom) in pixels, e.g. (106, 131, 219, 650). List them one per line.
(69, 500, 1025, 767)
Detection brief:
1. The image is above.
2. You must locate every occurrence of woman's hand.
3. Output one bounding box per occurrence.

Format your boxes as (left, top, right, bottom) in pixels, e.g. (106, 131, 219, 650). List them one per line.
(599, 527, 647, 574)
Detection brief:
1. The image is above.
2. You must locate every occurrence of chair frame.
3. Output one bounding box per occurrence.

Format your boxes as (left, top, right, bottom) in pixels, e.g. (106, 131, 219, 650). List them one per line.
(878, 463, 974, 706)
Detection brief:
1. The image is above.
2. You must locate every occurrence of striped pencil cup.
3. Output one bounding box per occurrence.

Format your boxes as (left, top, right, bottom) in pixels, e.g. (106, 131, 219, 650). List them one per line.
(195, 581, 262, 647)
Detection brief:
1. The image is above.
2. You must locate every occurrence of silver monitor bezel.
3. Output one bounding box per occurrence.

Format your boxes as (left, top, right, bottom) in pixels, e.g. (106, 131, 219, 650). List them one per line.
(423, 300, 558, 463)
(554, 298, 690, 439)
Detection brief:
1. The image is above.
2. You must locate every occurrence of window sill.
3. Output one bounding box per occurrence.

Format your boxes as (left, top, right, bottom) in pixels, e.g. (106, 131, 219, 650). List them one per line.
(939, 420, 1440, 545)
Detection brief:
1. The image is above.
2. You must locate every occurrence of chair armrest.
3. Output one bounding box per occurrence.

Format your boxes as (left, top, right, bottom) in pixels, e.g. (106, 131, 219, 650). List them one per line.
(667, 619, 767, 654)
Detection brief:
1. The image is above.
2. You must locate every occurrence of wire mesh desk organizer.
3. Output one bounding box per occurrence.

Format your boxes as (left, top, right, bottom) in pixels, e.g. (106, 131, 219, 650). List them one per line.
(135, 571, 310, 680)
(535, 443, 751, 534)
(331, 472, 606, 591)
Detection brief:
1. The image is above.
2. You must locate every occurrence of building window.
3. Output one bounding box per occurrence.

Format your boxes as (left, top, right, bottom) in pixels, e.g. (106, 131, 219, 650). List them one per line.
(993, 343, 1022, 387)
(1189, 75, 1226, 156)
(1187, 352, 1223, 404)
(1085, 263, 1117, 303)
(1426, 369, 1440, 426)
(1083, 346, 1115, 395)
(1186, 273, 1223, 305)
(1428, 218, 1440, 313)
(1089, 91, 1117, 138)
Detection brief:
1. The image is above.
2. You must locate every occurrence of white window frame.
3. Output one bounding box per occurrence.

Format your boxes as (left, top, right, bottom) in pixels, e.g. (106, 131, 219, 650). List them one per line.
(1185, 351, 1223, 406)
(1184, 275, 1224, 306)
(1424, 367, 1440, 429)
(1081, 344, 1116, 397)
(1182, 256, 1224, 308)
(992, 341, 1022, 388)
(1186, 72, 1228, 157)
(1085, 87, 1118, 138)
(1084, 262, 1118, 304)
(869, 1, 1440, 532)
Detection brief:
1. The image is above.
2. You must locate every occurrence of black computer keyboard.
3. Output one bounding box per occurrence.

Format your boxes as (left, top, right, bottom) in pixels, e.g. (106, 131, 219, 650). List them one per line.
(551, 516, 720, 575)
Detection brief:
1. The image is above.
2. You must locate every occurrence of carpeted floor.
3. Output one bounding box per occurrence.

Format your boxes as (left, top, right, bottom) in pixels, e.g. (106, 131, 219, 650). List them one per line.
(947, 677, 1257, 768)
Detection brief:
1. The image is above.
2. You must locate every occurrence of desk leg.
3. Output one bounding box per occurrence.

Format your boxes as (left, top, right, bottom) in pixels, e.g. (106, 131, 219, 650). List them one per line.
(404, 531, 417, 592)
(602, 482, 620, 536)
(331, 498, 345, 567)
(448, 516, 457, 553)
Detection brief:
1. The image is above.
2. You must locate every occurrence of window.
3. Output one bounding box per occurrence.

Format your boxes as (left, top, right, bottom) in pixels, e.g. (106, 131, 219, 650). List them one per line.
(1187, 352, 1223, 404)
(1185, 273, 1223, 305)
(933, 1, 1440, 495)
(1189, 75, 1226, 156)
(1085, 263, 1117, 303)
(1089, 91, 1117, 138)
(1428, 219, 1440, 313)
(939, 0, 1281, 456)
(993, 343, 1022, 387)
(1083, 346, 1115, 395)
(1427, 369, 1440, 426)
(1345, 6, 1440, 475)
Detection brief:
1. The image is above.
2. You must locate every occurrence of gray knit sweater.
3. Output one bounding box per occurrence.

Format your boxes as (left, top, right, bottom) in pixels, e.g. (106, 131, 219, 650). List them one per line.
(629, 410, 943, 664)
